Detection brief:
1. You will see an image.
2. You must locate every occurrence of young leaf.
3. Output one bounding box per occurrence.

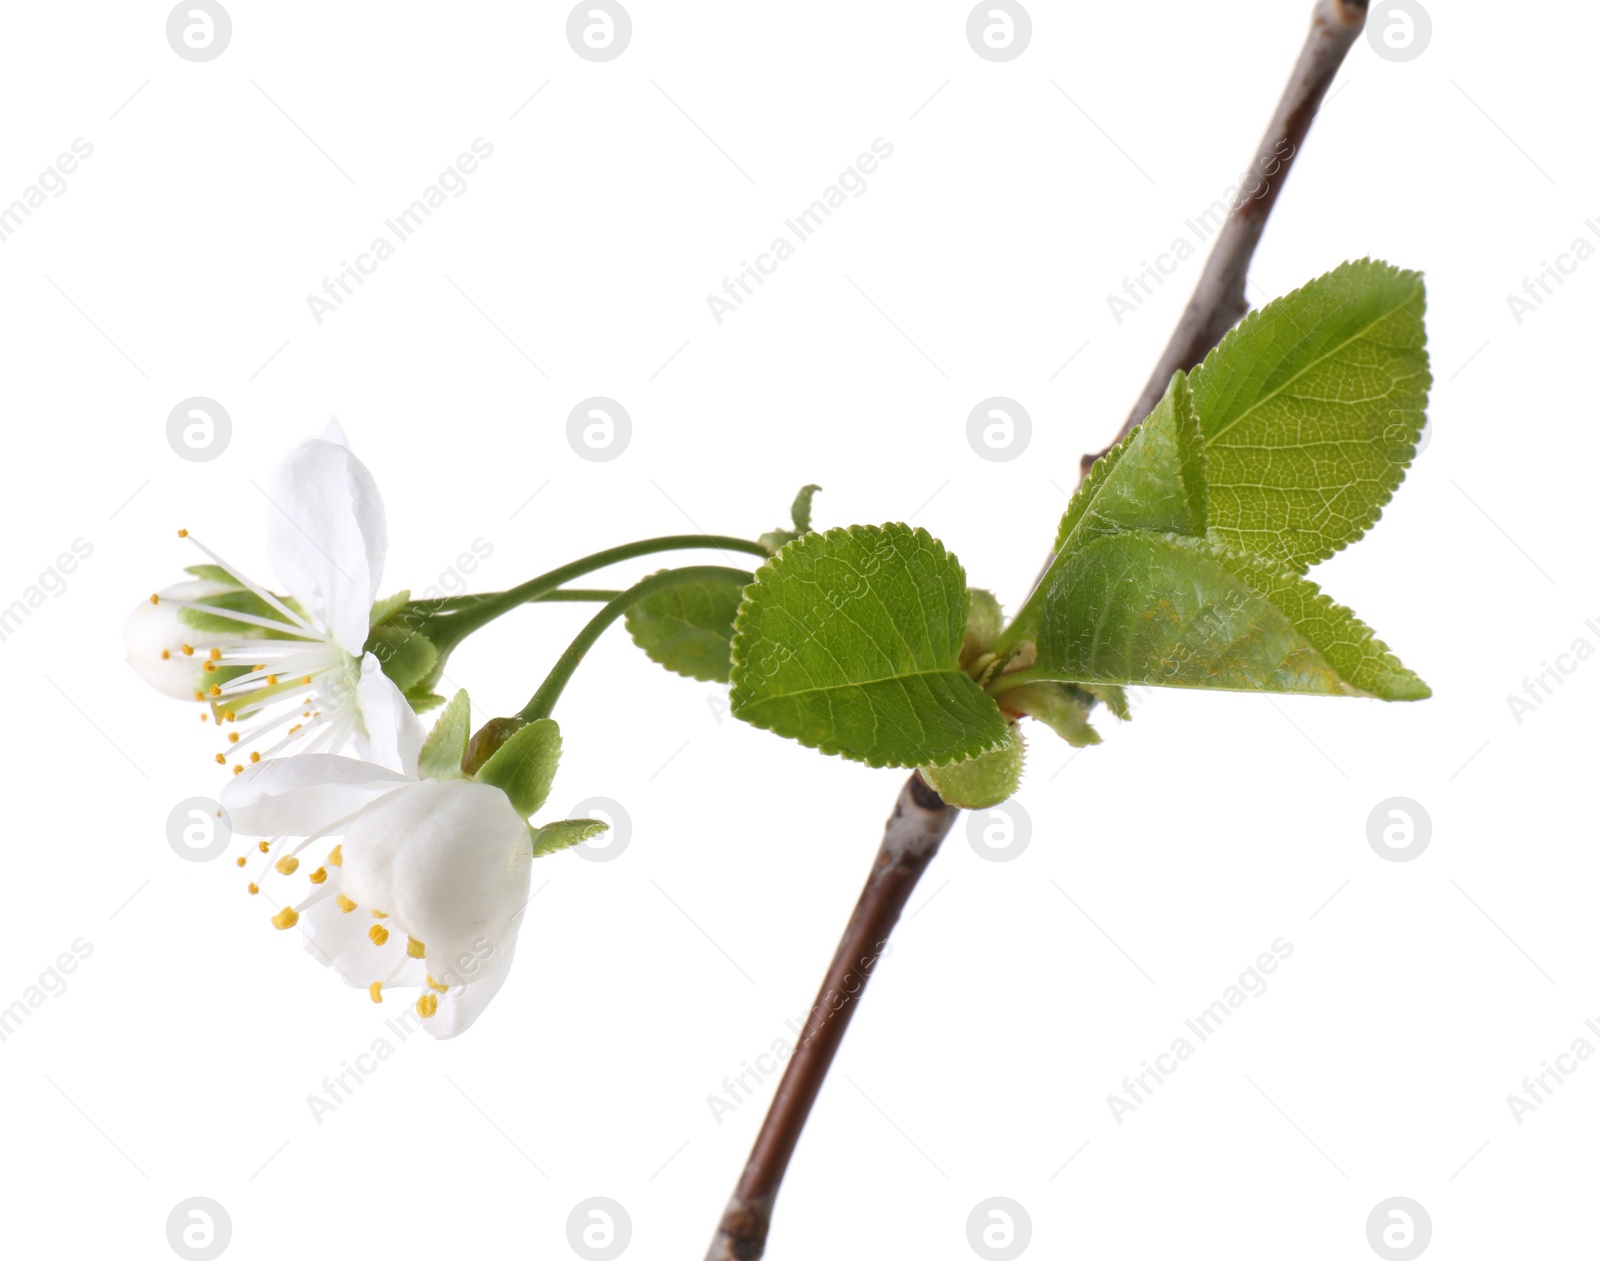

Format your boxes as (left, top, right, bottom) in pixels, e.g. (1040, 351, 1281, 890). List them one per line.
(729, 524, 1010, 768)
(625, 572, 747, 683)
(921, 724, 1024, 809)
(1000, 681, 1102, 747)
(366, 621, 438, 692)
(532, 817, 610, 857)
(1036, 532, 1429, 700)
(418, 689, 471, 780)
(475, 718, 562, 818)
(760, 484, 824, 553)
(1190, 259, 1430, 571)
(1054, 369, 1206, 553)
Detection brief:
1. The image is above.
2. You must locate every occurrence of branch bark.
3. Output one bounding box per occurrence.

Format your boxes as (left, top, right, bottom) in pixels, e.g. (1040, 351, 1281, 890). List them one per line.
(706, 4, 1368, 1256)
(1080, 0, 1369, 478)
(705, 773, 957, 1261)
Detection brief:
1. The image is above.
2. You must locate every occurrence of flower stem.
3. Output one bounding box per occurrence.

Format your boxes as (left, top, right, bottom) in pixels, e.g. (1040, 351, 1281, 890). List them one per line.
(517, 566, 754, 723)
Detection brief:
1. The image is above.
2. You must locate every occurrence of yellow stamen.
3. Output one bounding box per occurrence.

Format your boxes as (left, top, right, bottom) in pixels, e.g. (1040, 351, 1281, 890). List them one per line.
(271, 907, 299, 930)
(160, 649, 170, 660)
(149, 594, 160, 605)
(235, 856, 246, 868)
(368, 924, 390, 947)
(257, 840, 270, 853)
(177, 528, 189, 538)
(416, 994, 438, 1019)
(209, 685, 222, 697)
(308, 867, 327, 885)
(247, 883, 259, 895)
(250, 751, 261, 763)
(329, 845, 342, 867)
(275, 856, 299, 875)
(232, 765, 243, 774)
(266, 674, 279, 685)
(370, 909, 387, 919)
(336, 894, 357, 913)
(369, 982, 383, 1003)
(181, 644, 194, 656)
(426, 975, 448, 994)
(227, 732, 239, 743)
(406, 936, 425, 959)
(208, 647, 221, 662)
(214, 753, 226, 765)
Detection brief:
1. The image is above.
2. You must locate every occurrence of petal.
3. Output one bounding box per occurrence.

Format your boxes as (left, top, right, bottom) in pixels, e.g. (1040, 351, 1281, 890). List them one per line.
(420, 938, 520, 1039)
(352, 654, 424, 777)
(266, 439, 387, 656)
(123, 581, 239, 700)
(221, 754, 410, 836)
(321, 417, 349, 446)
(300, 890, 425, 991)
(339, 780, 532, 977)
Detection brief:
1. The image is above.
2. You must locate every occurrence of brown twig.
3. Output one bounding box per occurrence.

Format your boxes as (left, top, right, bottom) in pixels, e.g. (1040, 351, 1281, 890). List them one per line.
(705, 773, 958, 1261)
(705, 3, 1369, 1256)
(1081, 0, 1369, 478)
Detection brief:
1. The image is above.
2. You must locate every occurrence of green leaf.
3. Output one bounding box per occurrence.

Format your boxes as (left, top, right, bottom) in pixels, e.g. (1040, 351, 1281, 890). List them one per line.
(1190, 259, 1430, 570)
(475, 718, 562, 818)
(962, 589, 1004, 666)
(1055, 369, 1206, 553)
(625, 572, 747, 683)
(730, 524, 1010, 768)
(532, 817, 610, 857)
(921, 724, 1024, 809)
(367, 622, 438, 692)
(418, 690, 471, 780)
(1001, 681, 1102, 747)
(406, 689, 447, 713)
(790, 484, 822, 532)
(1036, 531, 1429, 699)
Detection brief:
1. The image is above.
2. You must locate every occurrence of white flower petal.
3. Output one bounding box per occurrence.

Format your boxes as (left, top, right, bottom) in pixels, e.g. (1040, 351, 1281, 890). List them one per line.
(321, 417, 350, 446)
(300, 890, 425, 991)
(340, 779, 532, 990)
(352, 654, 424, 777)
(422, 939, 520, 1039)
(123, 580, 241, 700)
(266, 438, 387, 656)
(222, 754, 409, 836)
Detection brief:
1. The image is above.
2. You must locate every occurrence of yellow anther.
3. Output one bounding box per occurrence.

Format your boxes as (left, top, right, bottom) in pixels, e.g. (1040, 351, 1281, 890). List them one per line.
(370, 909, 387, 919)
(235, 856, 246, 868)
(177, 528, 188, 538)
(250, 751, 261, 764)
(257, 840, 270, 853)
(223, 711, 236, 722)
(149, 593, 160, 605)
(369, 982, 383, 1003)
(426, 975, 449, 993)
(181, 644, 194, 656)
(308, 867, 327, 885)
(227, 732, 239, 743)
(266, 674, 279, 685)
(302, 675, 312, 684)
(329, 845, 342, 867)
(160, 649, 170, 660)
(208, 647, 221, 662)
(271, 907, 299, 930)
(406, 937, 425, 959)
(194, 691, 205, 701)
(368, 924, 390, 947)
(288, 723, 302, 734)
(214, 753, 226, 765)
(336, 894, 357, 913)
(275, 856, 299, 875)
(416, 994, 438, 1019)
(233, 765, 243, 774)
(209, 685, 222, 697)
(247, 883, 259, 895)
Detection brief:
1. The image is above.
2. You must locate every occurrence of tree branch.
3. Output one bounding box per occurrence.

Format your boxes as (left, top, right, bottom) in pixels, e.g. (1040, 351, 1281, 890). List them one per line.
(704, 774, 958, 1261)
(1081, 0, 1369, 478)
(706, 3, 1368, 1256)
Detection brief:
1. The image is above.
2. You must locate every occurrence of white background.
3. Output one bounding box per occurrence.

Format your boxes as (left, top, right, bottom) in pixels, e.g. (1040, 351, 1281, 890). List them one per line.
(0, 2, 1592, 1258)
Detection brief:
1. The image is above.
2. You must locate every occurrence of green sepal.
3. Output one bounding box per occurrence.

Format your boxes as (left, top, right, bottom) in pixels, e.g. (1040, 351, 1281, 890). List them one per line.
(962, 589, 1005, 667)
(369, 589, 412, 627)
(366, 622, 438, 693)
(176, 589, 284, 637)
(418, 690, 471, 780)
(475, 718, 562, 818)
(532, 817, 611, 857)
(921, 724, 1025, 809)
